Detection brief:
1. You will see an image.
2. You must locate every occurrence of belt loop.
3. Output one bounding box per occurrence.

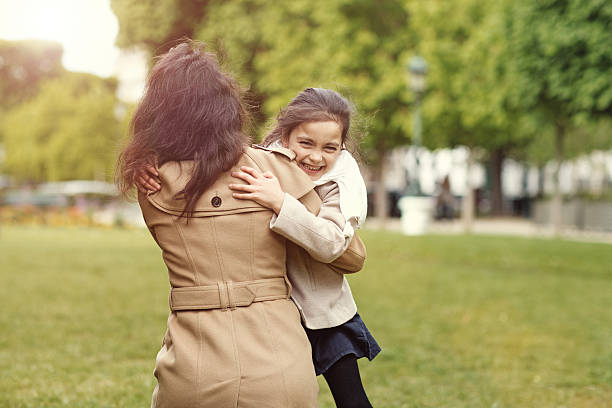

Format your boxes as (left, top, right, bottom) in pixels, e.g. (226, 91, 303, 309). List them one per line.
(217, 282, 229, 310)
(283, 275, 293, 299)
(168, 290, 174, 311)
(227, 281, 236, 310)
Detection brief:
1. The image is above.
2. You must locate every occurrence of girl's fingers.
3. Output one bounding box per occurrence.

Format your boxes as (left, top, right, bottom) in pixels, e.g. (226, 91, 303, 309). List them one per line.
(240, 166, 262, 178)
(228, 183, 256, 192)
(231, 171, 257, 184)
(145, 164, 159, 176)
(135, 168, 161, 189)
(140, 176, 159, 191)
(232, 192, 254, 200)
(262, 171, 275, 179)
(136, 175, 148, 188)
(144, 177, 159, 190)
(146, 173, 161, 186)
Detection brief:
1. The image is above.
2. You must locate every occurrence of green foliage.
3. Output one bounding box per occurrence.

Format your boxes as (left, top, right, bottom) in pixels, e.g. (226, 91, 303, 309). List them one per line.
(507, 0, 612, 120)
(110, 0, 209, 56)
(2, 73, 121, 182)
(111, 0, 178, 49)
(0, 39, 65, 149)
(1, 227, 611, 406)
(506, 0, 612, 163)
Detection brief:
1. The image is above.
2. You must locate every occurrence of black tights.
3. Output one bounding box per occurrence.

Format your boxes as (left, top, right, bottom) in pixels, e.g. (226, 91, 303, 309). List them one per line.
(322, 355, 373, 408)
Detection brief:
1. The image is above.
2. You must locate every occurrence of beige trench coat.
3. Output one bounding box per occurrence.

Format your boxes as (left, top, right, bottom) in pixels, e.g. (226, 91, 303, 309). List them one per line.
(139, 146, 322, 408)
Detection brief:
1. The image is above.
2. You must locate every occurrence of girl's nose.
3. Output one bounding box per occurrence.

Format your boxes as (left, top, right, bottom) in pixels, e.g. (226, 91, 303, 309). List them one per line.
(309, 150, 323, 162)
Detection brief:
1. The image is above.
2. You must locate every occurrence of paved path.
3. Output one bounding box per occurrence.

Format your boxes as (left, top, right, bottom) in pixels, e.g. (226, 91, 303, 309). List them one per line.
(364, 217, 612, 245)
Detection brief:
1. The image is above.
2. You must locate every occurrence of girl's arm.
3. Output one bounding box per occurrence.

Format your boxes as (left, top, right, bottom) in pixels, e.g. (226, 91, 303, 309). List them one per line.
(271, 182, 352, 263)
(229, 166, 352, 263)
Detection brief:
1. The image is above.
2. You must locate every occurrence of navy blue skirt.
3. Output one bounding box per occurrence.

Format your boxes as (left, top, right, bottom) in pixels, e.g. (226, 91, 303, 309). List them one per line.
(304, 313, 381, 375)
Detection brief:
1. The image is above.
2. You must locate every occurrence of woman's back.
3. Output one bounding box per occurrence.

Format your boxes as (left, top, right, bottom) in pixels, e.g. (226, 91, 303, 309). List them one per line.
(139, 146, 320, 408)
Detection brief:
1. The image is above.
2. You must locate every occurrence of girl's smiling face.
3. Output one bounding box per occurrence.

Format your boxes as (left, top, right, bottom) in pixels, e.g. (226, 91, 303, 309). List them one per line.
(283, 121, 343, 180)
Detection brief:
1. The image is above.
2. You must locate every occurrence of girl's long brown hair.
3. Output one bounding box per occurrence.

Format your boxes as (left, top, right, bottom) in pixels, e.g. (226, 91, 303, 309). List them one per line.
(116, 40, 249, 217)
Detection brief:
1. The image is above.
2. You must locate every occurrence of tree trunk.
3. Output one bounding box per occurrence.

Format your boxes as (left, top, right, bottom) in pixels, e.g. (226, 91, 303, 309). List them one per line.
(551, 123, 565, 235)
(373, 149, 388, 223)
(462, 147, 475, 233)
(537, 164, 545, 198)
(489, 148, 505, 215)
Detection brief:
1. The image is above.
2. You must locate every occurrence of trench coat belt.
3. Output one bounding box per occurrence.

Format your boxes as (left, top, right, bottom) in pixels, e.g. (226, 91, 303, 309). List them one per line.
(169, 277, 292, 311)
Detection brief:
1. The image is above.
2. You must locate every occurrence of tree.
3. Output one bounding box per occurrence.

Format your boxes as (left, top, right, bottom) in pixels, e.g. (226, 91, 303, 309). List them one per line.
(111, 0, 209, 56)
(506, 0, 612, 233)
(408, 0, 529, 228)
(2, 73, 121, 182)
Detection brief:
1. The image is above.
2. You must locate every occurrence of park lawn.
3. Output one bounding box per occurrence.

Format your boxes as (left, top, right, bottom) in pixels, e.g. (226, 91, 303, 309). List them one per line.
(0, 226, 611, 408)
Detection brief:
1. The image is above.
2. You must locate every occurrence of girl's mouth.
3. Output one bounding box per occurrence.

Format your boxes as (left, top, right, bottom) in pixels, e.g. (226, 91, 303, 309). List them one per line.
(299, 162, 324, 175)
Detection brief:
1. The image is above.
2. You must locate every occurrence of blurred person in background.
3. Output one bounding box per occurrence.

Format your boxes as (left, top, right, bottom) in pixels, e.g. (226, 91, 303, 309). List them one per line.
(435, 175, 457, 220)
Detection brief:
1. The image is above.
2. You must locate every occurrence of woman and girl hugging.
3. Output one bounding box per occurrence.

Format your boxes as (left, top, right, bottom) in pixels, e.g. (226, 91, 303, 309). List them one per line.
(118, 40, 380, 408)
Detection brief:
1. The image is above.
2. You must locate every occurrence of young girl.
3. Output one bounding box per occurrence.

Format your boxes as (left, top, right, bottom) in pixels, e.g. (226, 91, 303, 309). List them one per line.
(136, 87, 380, 407)
(228, 88, 380, 408)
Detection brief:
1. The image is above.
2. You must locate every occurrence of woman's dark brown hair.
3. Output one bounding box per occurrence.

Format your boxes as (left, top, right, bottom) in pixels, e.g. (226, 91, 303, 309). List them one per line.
(261, 88, 358, 153)
(116, 40, 249, 217)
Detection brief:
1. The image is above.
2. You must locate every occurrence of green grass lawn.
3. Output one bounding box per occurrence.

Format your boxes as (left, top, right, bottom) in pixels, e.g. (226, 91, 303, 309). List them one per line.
(1, 226, 611, 407)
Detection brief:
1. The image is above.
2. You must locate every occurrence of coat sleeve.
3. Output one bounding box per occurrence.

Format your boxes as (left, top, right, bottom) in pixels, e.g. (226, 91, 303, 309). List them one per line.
(328, 232, 367, 274)
(269, 182, 352, 263)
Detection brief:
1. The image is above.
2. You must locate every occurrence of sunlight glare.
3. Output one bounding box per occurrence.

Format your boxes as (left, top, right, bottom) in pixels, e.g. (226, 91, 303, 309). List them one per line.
(0, 0, 120, 77)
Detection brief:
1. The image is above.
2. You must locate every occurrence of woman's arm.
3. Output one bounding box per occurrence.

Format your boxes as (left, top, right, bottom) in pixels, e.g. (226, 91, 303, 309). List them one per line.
(328, 233, 367, 274)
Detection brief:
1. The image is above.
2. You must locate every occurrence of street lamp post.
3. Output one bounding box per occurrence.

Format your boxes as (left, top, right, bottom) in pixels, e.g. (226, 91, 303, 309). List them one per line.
(398, 55, 432, 235)
(406, 56, 428, 196)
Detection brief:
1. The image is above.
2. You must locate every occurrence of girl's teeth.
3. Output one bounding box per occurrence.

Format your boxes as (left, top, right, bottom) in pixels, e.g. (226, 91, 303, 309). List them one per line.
(303, 164, 321, 171)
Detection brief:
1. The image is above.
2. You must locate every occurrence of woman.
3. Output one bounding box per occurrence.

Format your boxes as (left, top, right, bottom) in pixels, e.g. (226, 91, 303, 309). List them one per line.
(116, 41, 320, 407)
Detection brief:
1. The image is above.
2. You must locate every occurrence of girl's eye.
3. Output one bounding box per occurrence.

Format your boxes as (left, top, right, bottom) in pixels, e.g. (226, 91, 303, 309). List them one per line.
(300, 141, 312, 146)
(324, 147, 338, 152)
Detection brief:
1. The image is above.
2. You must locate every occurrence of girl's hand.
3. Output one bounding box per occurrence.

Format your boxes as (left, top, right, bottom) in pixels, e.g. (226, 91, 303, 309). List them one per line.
(229, 166, 285, 213)
(135, 164, 161, 193)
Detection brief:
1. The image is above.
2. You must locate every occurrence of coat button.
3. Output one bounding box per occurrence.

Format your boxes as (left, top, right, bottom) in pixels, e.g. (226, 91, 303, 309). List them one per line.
(211, 196, 222, 207)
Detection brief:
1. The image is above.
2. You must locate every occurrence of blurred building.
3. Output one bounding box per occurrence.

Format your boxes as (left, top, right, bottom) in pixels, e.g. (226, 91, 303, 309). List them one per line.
(365, 146, 612, 221)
